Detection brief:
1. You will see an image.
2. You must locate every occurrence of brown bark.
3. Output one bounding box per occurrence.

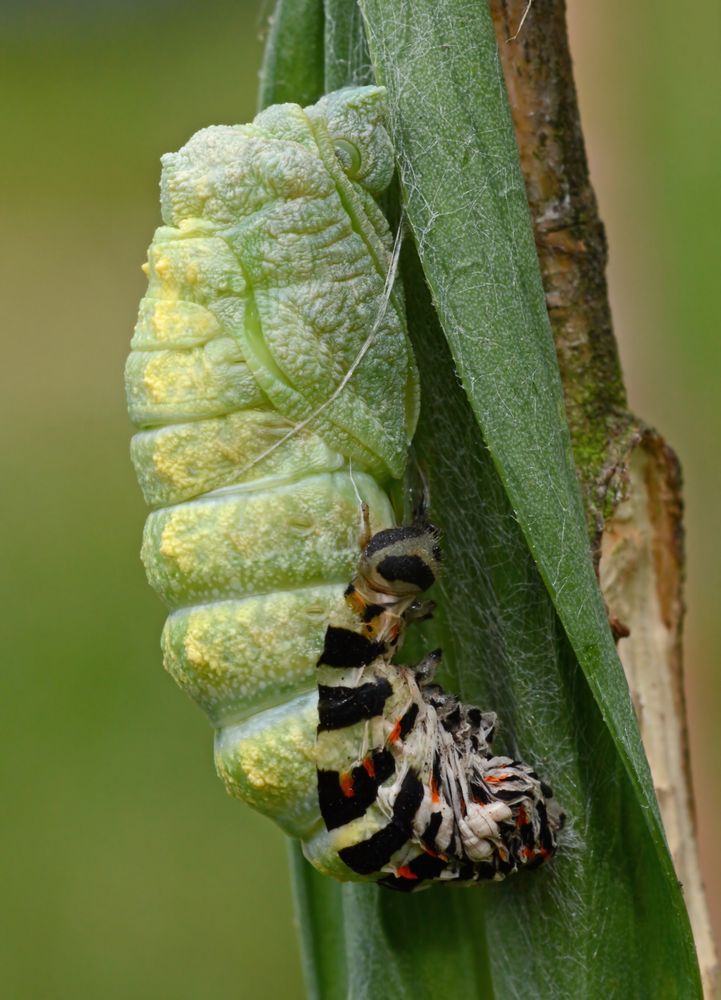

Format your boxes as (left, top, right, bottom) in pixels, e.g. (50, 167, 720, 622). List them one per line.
(490, 2, 718, 994)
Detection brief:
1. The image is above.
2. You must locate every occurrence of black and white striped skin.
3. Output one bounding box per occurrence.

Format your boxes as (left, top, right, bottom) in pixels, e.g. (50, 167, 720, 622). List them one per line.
(309, 521, 564, 891)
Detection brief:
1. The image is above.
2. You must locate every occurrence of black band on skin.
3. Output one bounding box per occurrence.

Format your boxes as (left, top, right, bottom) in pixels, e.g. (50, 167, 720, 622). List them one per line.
(317, 678, 393, 731)
(360, 602, 385, 622)
(338, 770, 424, 874)
(339, 821, 409, 875)
(377, 554, 435, 592)
(397, 702, 419, 740)
(317, 626, 385, 668)
(406, 852, 447, 880)
(317, 750, 395, 830)
(392, 770, 424, 828)
(420, 810, 443, 851)
(318, 769, 369, 829)
(377, 851, 448, 892)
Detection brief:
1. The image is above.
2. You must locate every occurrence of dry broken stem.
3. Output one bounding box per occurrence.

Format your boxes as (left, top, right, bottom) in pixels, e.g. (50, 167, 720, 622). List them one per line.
(490, 1, 718, 994)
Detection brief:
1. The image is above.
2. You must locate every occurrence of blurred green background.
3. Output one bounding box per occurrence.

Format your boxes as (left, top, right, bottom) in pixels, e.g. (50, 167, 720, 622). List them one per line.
(1, 2, 718, 997)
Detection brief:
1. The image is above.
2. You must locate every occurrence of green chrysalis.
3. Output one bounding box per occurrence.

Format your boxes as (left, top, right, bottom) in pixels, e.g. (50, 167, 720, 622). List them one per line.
(126, 86, 418, 850)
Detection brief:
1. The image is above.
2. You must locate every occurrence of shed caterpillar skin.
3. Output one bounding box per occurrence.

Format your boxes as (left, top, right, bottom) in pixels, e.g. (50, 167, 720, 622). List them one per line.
(126, 86, 418, 844)
(311, 515, 564, 890)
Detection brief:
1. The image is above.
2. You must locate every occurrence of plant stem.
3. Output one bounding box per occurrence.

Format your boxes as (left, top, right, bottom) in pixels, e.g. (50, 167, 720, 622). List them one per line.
(490, 2, 718, 992)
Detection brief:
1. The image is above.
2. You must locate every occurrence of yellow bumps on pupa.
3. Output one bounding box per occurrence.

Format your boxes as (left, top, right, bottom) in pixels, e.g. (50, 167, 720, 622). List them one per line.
(129, 411, 345, 507)
(214, 694, 320, 836)
(126, 88, 417, 853)
(162, 585, 348, 724)
(140, 472, 395, 608)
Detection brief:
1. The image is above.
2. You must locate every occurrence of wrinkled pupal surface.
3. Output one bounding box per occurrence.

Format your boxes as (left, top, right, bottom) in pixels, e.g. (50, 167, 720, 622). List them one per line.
(126, 87, 418, 848)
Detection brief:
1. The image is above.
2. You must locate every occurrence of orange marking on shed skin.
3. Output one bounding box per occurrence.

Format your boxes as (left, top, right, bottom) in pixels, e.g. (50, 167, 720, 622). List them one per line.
(339, 772, 355, 798)
(430, 777, 440, 804)
(395, 866, 418, 880)
(516, 806, 528, 828)
(521, 847, 550, 862)
(485, 773, 510, 784)
(362, 756, 376, 779)
(345, 588, 367, 616)
(422, 845, 447, 861)
(388, 718, 402, 743)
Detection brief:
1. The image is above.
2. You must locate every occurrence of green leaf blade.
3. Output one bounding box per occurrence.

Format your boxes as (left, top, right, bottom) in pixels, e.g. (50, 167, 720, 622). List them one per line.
(289, 842, 349, 1000)
(258, 0, 325, 111)
(402, 244, 690, 998)
(339, 883, 493, 1000)
(360, 0, 700, 993)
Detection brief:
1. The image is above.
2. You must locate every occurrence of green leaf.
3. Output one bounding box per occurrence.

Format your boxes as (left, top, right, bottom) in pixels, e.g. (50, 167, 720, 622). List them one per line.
(258, 0, 325, 110)
(290, 843, 493, 1000)
(260, 0, 701, 995)
(398, 244, 695, 998)
(359, 0, 700, 994)
(289, 842, 348, 999)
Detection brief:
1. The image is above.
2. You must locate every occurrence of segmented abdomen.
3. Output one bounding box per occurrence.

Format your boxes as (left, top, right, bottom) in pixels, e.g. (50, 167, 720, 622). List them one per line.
(125, 87, 418, 844)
